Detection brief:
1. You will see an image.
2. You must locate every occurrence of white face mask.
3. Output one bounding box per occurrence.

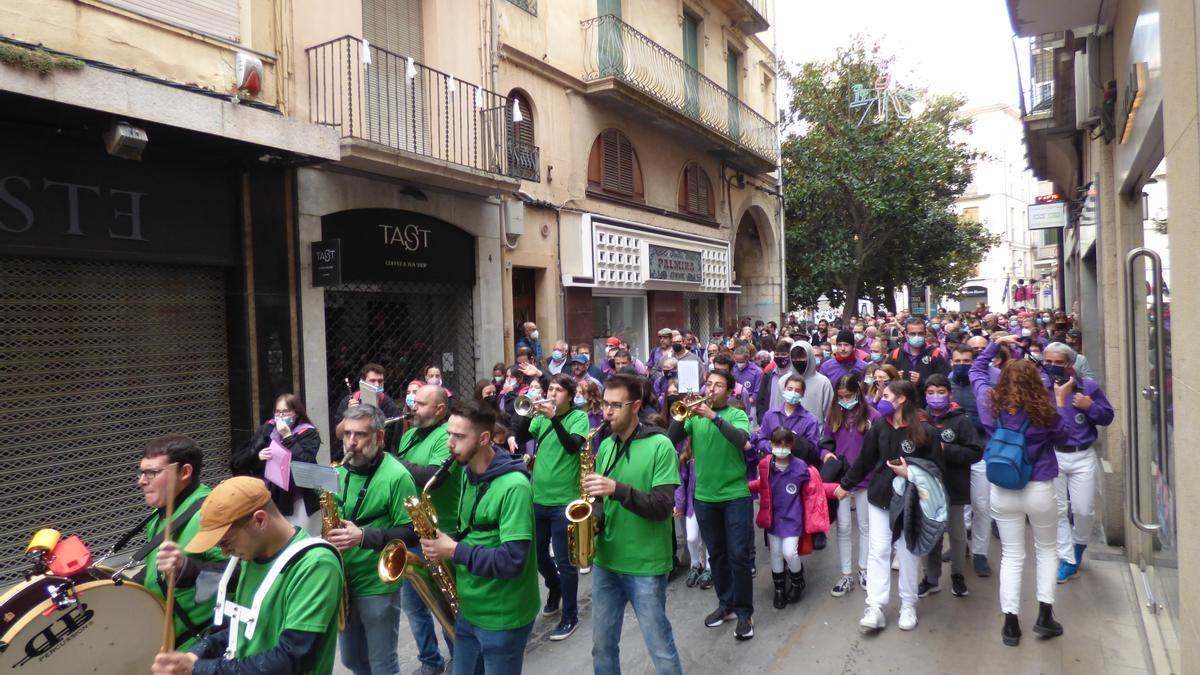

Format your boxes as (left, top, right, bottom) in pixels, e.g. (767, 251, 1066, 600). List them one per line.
(771, 446, 791, 459)
(427, 376, 442, 386)
(530, 330, 540, 340)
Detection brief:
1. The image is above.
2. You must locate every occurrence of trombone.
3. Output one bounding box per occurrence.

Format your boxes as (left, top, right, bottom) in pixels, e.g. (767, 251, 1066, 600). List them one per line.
(514, 395, 553, 417)
(670, 395, 714, 422)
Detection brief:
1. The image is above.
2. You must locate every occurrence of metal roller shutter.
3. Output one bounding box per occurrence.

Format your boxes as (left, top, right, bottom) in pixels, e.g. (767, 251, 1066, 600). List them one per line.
(0, 258, 232, 586)
(102, 0, 241, 43)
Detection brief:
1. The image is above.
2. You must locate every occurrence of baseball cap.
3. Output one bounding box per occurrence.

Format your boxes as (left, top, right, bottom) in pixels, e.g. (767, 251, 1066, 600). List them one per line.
(657, 328, 673, 337)
(605, 337, 621, 347)
(571, 354, 590, 364)
(184, 476, 271, 553)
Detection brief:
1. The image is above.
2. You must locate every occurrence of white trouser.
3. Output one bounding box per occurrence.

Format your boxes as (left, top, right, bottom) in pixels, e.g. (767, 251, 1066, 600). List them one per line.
(685, 513, 709, 570)
(969, 460, 992, 555)
(991, 480, 1057, 614)
(767, 534, 803, 574)
(1054, 448, 1097, 564)
(837, 489, 870, 575)
(866, 503, 919, 611)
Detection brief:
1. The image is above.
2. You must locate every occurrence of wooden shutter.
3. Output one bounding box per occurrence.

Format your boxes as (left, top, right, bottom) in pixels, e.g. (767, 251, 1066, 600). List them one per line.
(512, 93, 534, 145)
(103, 0, 239, 42)
(680, 163, 713, 217)
(601, 129, 635, 195)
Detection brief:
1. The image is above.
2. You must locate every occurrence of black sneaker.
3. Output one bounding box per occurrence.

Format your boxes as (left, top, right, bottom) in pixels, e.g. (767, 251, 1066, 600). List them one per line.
(917, 578, 941, 597)
(704, 606, 735, 628)
(734, 615, 754, 641)
(548, 617, 578, 641)
(541, 588, 561, 616)
(685, 566, 702, 588)
(698, 568, 714, 589)
(951, 573, 969, 597)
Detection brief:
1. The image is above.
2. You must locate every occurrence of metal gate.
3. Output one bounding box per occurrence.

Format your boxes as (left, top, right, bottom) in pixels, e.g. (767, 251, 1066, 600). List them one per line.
(324, 281, 475, 415)
(0, 258, 232, 586)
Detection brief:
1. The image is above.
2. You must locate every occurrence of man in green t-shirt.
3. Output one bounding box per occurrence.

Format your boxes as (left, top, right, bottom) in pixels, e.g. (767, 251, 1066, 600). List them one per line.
(583, 374, 683, 674)
(667, 369, 756, 641)
(151, 476, 342, 675)
(513, 373, 589, 641)
(326, 404, 420, 675)
(420, 401, 537, 675)
(136, 434, 227, 651)
(393, 384, 460, 674)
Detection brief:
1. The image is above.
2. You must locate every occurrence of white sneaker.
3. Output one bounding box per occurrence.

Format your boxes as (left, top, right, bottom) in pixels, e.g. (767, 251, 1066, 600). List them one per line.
(859, 606, 886, 632)
(898, 605, 918, 631)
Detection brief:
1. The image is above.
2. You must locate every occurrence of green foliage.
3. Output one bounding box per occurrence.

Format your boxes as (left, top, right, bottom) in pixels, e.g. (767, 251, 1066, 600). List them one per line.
(781, 37, 997, 317)
(0, 44, 84, 76)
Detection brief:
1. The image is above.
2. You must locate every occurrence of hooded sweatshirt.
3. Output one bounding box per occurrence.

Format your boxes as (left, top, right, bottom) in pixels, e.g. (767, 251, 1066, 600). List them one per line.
(452, 449, 533, 580)
(769, 342, 833, 432)
(925, 405, 983, 504)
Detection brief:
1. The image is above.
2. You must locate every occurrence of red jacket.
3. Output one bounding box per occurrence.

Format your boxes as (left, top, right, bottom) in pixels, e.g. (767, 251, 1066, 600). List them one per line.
(749, 458, 831, 555)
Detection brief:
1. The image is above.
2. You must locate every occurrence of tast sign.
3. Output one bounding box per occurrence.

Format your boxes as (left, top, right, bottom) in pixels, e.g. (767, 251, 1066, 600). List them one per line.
(320, 209, 475, 284)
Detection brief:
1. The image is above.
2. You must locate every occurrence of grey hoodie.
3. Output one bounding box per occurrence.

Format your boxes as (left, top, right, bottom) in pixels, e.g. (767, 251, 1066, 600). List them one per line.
(768, 341, 833, 433)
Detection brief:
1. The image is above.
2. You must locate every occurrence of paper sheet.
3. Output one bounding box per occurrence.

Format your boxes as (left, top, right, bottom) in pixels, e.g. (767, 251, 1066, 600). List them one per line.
(678, 360, 700, 393)
(291, 462, 340, 493)
(263, 440, 292, 490)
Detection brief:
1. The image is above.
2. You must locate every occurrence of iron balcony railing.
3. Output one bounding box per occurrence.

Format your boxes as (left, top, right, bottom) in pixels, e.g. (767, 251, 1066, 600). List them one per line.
(581, 14, 778, 166)
(308, 36, 536, 180)
(507, 138, 540, 182)
(1024, 37, 1058, 117)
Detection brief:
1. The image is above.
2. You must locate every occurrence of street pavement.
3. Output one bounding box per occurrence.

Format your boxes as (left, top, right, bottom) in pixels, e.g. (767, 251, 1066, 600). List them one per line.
(336, 526, 1153, 675)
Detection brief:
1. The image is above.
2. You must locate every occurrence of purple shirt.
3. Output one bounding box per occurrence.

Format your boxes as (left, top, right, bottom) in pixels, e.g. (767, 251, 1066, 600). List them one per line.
(1051, 378, 1114, 447)
(970, 342, 1069, 482)
(732, 361, 764, 403)
(765, 458, 810, 537)
(674, 454, 697, 517)
(819, 356, 867, 383)
(821, 406, 882, 490)
(647, 346, 670, 371)
(753, 405, 822, 458)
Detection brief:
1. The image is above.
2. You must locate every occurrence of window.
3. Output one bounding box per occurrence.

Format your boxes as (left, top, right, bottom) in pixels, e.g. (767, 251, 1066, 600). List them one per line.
(962, 207, 980, 223)
(588, 129, 644, 199)
(509, 91, 535, 146)
(678, 162, 715, 218)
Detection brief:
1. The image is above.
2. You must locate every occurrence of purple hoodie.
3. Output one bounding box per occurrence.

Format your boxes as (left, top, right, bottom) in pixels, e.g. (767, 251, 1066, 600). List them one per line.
(819, 356, 867, 383)
(970, 341, 1069, 482)
(674, 457, 698, 518)
(753, 404, 822, 457)
(763, 458, 810, 537)
(821, 405, 882, 490)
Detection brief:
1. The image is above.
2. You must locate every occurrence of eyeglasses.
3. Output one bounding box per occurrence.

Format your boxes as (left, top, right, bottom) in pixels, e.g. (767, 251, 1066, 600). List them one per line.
(600, 400, 635, 411)
(137, 468, 166, 481)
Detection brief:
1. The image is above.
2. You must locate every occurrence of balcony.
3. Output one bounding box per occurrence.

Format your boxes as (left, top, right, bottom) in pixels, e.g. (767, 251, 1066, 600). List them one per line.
(1018, 33, 1078, 187)
(711, 0, 770, 34)
(306, 36, 535, 195)
(580, 15, 778, 174)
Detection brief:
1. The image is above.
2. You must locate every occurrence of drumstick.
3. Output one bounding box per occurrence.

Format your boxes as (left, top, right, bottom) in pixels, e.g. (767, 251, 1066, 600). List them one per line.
(160, 462, 179, 653)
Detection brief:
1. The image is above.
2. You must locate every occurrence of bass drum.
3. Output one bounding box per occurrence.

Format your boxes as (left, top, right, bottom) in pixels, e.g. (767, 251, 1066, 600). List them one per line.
(0, 567, 165, 674)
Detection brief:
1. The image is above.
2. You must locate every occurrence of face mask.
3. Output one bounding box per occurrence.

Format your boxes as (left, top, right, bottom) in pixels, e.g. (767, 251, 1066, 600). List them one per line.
(1045, 364, 1067, 381)
(275, 415, 295, 428)
(493, 375, 504, 383)
(822, 350, 832, 359)
(774, 356, 788, 368)
(875, 398, 896, 417)
(838, 398, 859, 410)
(427, 376, 442, 386)
(907, 335, 925, 348)
(663, 369, 677, 379)
(868, 352, 882, 363)
(552, 350, 564, 362)
(931, 323, 941, 331)
(951, 363, 971, 381)
(735, 361, 747, 370)
(1028, 351, 1043, 362)
(771, 446, 792, 459)
(404, 393, 416, 408)
(484, 394, 498, 405)
(782, 390, 802, 405)
(528, 388, 542, 398)
(504, 378, 517, 389)
(791, 360, 807, 372)
(926, 393, 950, 412)
(673, 343, 685, 353)
(854, 332, 864, 342)
(573, 395, 587, 407)
(530, 330, 540, 340)
(1021, 328, 1032, 338)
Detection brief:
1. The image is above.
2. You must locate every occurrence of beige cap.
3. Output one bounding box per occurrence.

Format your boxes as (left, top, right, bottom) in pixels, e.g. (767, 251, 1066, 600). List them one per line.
(184, 476, 271, 553)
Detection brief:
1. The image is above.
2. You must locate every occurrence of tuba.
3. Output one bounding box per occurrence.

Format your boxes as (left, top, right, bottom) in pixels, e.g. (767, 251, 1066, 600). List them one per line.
(566, 423, 608, 573)
(378, 457, 459, 640)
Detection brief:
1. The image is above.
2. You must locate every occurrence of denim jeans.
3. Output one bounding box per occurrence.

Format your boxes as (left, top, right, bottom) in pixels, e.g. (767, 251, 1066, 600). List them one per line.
(590, 565, 682, 675)
(339, 589, 403, 675)
(402, 547, 454, 669)
(452, 615, 533, 675)
(693, 496, 755, 618)
(534, 503, 578, 621)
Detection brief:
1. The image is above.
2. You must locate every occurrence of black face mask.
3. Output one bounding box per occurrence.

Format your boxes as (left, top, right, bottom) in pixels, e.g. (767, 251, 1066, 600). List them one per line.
(774, 356, 788, 368)
(792, 360, 807, 372)
(673, 343, 685, 353)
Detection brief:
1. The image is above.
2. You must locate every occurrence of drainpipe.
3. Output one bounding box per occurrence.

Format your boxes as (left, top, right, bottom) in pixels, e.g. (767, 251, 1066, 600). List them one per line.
(772, 0, 786, 322)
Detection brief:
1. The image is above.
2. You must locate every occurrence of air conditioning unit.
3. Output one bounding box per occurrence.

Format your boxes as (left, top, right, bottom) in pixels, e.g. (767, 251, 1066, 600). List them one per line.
(1075, 35, 1102, 129)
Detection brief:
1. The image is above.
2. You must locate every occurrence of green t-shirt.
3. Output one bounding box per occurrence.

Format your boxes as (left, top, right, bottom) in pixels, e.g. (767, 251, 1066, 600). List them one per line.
(593, 431, 681, 576)
(225, 530, 341, 674)
(454, 470, 539, 631)
(397, 422, 462, 536)
(143, 483, 226, 651)
(529, 409, 590, 506)
(684, 406, 751, 502)
(336, 453, 417, 597)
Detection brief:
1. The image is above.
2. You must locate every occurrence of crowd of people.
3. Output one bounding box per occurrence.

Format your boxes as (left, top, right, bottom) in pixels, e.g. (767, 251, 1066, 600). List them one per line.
(139, 303, 1109, 674)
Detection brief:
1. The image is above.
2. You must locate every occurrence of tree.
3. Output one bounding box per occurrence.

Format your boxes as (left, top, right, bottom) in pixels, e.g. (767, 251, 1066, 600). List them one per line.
(781, 38, 999, 319)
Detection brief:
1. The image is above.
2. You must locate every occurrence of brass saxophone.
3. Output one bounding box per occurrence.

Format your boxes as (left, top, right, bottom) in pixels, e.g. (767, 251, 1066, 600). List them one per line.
(320, 459, 348, 631)
(378, 457, 459, 640)
(566, 423, 608, 573)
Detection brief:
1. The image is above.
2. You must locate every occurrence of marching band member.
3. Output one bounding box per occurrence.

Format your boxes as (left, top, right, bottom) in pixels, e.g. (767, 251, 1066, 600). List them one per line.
(585, 374, 683, 674)
(151, 477, 343, 674)
(420, 401, 539, 675)
(328, 405, 421, 675)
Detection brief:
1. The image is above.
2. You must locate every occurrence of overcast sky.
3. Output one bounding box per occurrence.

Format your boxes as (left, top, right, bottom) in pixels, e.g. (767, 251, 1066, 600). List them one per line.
(773, 0, 1026, 111)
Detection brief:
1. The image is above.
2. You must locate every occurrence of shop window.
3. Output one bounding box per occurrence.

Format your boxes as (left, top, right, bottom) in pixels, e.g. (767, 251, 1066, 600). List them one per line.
(588, 129, 644, 199)
(678, 162, 715, 219)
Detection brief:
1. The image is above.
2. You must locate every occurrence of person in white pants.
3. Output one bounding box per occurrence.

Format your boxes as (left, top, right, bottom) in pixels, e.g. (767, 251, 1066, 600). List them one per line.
(1042, 342, 1114, 583)
(971, 335, 1074, 647)
(821, 373, 880, 597)
(950, 342, 994, 577)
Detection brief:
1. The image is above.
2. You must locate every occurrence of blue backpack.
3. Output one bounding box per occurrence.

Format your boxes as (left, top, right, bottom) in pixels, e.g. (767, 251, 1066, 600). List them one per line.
(985, 417, 1033, 489)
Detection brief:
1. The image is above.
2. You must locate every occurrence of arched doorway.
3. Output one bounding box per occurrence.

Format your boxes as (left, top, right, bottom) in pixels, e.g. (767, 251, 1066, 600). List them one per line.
(733, 207, 776, 322)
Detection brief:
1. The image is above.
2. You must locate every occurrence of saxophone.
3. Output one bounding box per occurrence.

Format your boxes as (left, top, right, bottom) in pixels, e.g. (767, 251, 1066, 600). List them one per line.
(320, 459, 349, 631)
(378, 458, 459, 640)
(566, 423, 608, 573)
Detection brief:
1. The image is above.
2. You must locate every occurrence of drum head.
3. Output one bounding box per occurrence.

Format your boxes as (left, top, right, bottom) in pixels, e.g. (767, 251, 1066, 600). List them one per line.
(0, 577, 164, 673)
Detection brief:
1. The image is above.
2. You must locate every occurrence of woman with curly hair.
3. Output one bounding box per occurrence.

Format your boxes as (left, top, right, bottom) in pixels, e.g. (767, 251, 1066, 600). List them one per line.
(971, 333, 1074, 647)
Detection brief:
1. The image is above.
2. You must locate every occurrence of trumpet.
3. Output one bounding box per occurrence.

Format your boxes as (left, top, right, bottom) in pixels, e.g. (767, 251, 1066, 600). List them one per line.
(566, 423, 608, 573)
(514, 395, 553, 417)
(670, 395, 714, 422)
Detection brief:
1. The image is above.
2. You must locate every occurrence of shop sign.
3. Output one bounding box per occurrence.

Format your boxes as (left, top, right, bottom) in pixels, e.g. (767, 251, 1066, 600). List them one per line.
(647, 245, 702, 283)
(1028, 201, 1067, 230)
(320, 209, 475, 284)
(311, 238, 341, 286)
